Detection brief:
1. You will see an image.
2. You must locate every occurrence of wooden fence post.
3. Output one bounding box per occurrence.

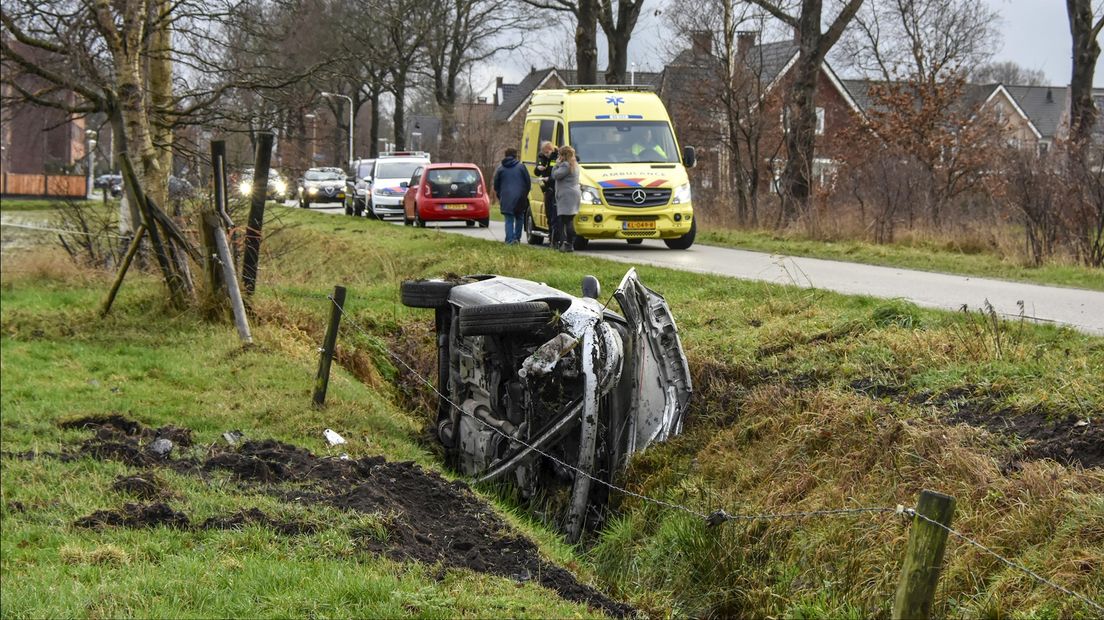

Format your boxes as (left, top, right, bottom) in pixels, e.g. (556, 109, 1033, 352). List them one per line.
(313, 285, 347, 407)
(241, 132, 274, 296)
(207, 212, 253, 345)
(893, 490, 956, 620)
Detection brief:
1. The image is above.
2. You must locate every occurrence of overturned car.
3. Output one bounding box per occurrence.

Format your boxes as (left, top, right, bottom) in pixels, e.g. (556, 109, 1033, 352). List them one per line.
(401, 269, 691, 541)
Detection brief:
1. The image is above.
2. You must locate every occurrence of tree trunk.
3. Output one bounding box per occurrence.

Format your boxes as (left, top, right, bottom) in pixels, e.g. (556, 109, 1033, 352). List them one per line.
(148, 0, 173, 207)
(605, 30, 630, 84)
(576, 0, 599, 84)
(438, 100, 457, 161)
(393, 79, 408, 149)
(369, 90, 381, 156)
(599, 0, 642, 85)
(779, 56, 818, 225)
(1066, 0, 1101, 148)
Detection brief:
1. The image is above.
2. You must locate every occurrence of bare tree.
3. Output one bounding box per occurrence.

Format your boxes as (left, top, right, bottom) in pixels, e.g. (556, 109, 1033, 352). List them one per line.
(520, 0, 600, 83)
(598, 0, 645, 84)
(425, 0, 524, 159)
(970, 61, 1048, 86)
(744, 0, 864, 225)
(1066, 0, 1103, 148)
(836, 0, 999, 85)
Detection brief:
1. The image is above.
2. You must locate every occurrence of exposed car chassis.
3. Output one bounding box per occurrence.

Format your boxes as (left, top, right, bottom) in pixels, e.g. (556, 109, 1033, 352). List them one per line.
(401, 269, 691, 540)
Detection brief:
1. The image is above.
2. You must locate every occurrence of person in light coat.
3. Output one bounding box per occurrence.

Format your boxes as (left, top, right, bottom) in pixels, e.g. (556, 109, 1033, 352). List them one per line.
(551, 145, 581, 252)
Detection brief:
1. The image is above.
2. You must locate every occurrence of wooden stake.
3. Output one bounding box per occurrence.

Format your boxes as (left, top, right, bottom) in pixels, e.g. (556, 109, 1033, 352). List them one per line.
(313, 285, 347, 407)
(118, 153, 185, 307)
(100, 224, 147, 317)
(242, 132, 274, 296)
(893, 490, 956, 620)
(206, 214, 252, 344)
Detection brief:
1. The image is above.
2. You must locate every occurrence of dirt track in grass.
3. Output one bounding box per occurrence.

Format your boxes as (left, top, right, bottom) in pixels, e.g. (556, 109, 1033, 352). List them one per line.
(56, 415, 634, 618)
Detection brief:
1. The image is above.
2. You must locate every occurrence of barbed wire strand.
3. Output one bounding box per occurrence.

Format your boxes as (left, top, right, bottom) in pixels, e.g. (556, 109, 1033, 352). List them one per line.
(907, 510, 1104, 614)
(324, 292, 1101, 612)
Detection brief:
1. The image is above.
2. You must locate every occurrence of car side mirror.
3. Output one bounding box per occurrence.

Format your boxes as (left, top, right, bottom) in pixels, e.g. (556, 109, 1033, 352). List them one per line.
(682, 145, 696, 169)
(400, 181, 409, 189)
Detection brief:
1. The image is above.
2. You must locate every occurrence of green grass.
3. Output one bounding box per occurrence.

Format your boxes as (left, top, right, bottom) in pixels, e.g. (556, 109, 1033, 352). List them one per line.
(698, 226, 1104, 291)
(4, 207, 1102, 617)
(0, 255, 603, 618)
(0, 198, 114, 212)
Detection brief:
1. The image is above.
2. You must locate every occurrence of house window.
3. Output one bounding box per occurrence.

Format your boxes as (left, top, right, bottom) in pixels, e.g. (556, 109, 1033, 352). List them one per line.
(1038, 141, 1050, 155)
(815, 107, 825, 135)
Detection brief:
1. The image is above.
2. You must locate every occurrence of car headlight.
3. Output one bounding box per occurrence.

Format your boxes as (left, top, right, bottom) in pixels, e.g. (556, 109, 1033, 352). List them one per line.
(672, 183, 692, 204)
(238, 181, 252, 195)
(308, 187, 319, 195)
(273, 180, 287, 195)
(374, 187, 388, 196)
(580, 185, 602, 205)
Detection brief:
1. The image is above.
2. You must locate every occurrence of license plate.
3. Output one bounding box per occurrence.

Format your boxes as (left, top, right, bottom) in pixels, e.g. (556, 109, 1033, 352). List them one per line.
(444, 204, 468, 210)
(622, 220, 656, 230)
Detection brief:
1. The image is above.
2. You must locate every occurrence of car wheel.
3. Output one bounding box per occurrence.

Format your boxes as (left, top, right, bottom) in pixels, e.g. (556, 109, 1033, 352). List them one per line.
(572, 236, 589, 251)
(663, 219, 696, 250)
(458, 302, 555, 337)
(300, 199, 309, 209)
(466, 220, 475, 227)
(354, 199, 365, 217)
(404, 215, 413, 226)
(478, 218, 489, 228)
(400, 279, 457, 309)
(626, 238, 643, 245)
(415, 207, 426, 228)
(344, 201, 353, 216)
(526, 212, 544, 245)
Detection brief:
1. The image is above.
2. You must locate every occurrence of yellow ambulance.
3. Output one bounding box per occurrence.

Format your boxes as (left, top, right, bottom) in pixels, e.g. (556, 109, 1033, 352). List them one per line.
(520, 87, 696, 250)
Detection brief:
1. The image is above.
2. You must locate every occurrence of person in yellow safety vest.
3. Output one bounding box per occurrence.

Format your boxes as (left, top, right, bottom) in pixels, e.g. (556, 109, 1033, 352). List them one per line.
(630, 128, 667, 161)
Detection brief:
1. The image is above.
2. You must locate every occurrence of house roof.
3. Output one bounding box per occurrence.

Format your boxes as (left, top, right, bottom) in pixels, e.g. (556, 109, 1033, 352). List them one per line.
(492, 67, 664, 123)
(1003, 85, 1067, 140)
(667, 39, 799, 89)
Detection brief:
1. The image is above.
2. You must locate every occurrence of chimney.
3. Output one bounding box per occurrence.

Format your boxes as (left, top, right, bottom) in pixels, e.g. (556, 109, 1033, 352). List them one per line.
(1046, 88, 1053, 103)
(691, 30, 713, 57)
(495, 76, 503, 106)
(736, 30, 757, 58)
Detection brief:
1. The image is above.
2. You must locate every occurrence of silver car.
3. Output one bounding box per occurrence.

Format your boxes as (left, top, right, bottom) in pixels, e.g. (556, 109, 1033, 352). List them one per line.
(401, 268, 691, 541)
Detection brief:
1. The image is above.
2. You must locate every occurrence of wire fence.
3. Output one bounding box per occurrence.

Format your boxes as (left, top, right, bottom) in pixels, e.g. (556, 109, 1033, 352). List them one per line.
(323, 290, 1102, 614)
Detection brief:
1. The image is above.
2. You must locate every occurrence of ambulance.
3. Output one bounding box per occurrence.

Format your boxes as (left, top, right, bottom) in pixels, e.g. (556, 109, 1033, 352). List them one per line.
(520, 87, 696, 249)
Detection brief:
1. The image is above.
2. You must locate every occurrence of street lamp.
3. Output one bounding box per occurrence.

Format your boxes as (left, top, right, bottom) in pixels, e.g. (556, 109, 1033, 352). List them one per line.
(320, 91, 354, 166)
(85, 128, 97, 198)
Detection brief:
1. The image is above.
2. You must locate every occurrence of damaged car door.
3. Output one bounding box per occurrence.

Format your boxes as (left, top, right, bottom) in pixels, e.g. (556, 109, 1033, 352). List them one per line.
(400, 269, 691, 541)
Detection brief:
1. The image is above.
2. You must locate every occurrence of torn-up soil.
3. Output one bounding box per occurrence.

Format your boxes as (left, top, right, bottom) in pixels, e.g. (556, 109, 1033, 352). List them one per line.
(75, 502, 190, 529)
(200, 508, 317, 536)
(951, 407, 1103, 469)
(112, 473, 172, 500)
(58, 415, 633, 617)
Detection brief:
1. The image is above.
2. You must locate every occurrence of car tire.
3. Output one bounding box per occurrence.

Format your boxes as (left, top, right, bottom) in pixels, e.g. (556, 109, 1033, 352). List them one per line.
(572, 236, 589, 251)
(466, 220, 475, 227)
(415, 207, 426, 228)
(663, 219, 696, 250)
(526, 213, 544, 245)
(344, 201, 353, 216)
(367, 200, 382, 220)
(459, 302, 555, 337)
(478, 218, 490, 228)
(404, 215, 413, 226)
(626, 238, 643, 245)
(400, 279, 456, 309)
(354, 199, 366, 217)
(300, 199, 310, 209)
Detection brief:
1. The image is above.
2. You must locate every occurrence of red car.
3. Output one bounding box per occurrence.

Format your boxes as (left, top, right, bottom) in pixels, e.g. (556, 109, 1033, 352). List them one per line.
(402, 163, 490, 228)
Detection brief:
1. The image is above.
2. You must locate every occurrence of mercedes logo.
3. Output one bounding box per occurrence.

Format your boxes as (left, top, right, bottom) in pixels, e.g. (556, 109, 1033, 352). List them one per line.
(631, 189, 647, 204)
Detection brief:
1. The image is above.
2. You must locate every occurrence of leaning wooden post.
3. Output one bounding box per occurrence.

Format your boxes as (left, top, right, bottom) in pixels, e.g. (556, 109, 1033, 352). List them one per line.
(207, 212, 252, 345)
(99, 224, 147, 317)
(893, 490, 956, 620)
(202, 140, 228, 296)
(313, 285, 347, 407)
(241, 132, 274, 296)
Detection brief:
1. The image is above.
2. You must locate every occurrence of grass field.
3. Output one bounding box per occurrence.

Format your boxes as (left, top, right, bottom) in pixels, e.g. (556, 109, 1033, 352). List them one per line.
(3, 206, 1102, 617)
(698, 226, 1104, 291)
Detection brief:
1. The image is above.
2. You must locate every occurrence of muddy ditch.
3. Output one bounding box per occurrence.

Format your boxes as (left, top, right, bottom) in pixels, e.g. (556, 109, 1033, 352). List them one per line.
(50, 414, 633, 617)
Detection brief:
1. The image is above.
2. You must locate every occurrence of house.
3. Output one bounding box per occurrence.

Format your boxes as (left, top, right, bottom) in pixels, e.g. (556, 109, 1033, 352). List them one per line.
(657, 31, 864, 197)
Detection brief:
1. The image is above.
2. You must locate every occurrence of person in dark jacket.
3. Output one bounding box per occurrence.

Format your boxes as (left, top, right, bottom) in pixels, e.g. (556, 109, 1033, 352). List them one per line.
(534, 141, 558, 247)
(492, 147, 531, 244)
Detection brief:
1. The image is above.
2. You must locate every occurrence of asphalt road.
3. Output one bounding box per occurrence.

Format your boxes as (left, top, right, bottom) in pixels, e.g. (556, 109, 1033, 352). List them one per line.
(298, 204, 1104, 335)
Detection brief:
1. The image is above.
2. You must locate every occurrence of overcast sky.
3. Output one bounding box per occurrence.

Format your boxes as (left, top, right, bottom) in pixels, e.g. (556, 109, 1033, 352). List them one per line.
(485, 0, 1101, 93)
